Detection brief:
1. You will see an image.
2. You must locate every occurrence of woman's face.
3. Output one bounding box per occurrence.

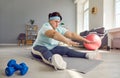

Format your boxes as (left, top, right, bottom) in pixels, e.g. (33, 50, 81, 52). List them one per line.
(49, 20, 60, 29)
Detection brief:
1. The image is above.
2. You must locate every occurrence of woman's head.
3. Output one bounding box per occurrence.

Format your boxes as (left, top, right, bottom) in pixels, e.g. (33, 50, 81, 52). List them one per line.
(48, 12, 62, 21)
(48, 12, 62, 29)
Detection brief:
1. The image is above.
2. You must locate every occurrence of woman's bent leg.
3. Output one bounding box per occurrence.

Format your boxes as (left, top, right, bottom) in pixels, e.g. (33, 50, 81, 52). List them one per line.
(32, 45, 67, 70)
(32, 45, 53, 61)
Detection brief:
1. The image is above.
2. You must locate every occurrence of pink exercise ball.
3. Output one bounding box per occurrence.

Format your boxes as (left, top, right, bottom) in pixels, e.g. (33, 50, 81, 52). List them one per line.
(83, 34, 101, 50)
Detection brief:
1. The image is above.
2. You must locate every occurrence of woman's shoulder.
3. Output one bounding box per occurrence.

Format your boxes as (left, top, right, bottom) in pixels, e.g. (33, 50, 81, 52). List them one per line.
(41, 22, 52, 30)
(43, 22, 50, 27)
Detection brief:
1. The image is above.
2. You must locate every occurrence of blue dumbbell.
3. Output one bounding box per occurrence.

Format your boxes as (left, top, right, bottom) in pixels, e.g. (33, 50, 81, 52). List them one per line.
(18, 62, 29, 75)
(5, 59, 29, 76)
(5, 67, 16, 76)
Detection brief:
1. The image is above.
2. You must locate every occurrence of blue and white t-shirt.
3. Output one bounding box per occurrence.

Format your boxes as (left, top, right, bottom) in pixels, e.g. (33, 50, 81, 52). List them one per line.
(33, 22, 68, 50)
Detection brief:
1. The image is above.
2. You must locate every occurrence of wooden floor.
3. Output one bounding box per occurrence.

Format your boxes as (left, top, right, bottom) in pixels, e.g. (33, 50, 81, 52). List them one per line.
(0, 45, 120, 78)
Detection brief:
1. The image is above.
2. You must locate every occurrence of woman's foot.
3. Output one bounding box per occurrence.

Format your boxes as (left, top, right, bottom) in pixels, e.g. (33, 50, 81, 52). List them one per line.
(52, 54, 67, 70)
(86, 52, 102, 60)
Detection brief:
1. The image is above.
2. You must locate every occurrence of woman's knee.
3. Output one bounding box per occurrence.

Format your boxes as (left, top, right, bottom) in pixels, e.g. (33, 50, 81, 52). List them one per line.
(33, 45, 49, 53)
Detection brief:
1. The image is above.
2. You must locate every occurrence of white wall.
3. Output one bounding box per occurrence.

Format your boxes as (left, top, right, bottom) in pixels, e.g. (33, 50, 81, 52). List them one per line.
(75, 0, 114, 32)
(0, 0, 75, 44)
(75, 0, 104, 33)
(104, 0, 114, 30)
(89, 0, 103, 30)
(89, 0, 114, 30)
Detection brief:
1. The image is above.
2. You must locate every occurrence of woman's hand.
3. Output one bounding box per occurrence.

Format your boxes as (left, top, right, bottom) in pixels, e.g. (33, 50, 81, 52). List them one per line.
(84, 39, 96, 44)
(65, 39, 80, 46)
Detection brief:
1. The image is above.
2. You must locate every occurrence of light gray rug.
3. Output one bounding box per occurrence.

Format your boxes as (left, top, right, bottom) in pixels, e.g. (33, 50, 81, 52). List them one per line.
(63, 57, 102, 74)
(31, 52, 102, 74)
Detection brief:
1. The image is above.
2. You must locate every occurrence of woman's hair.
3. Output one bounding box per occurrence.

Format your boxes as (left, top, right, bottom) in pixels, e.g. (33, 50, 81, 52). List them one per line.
(48, 12, 62, 21)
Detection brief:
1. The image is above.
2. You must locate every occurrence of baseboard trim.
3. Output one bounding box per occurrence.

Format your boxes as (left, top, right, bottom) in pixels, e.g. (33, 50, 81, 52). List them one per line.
(0, 43, 18, 46)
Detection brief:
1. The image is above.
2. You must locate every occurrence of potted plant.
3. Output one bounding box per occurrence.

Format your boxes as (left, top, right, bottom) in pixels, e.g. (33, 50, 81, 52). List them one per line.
(60, 22, 64, 26)
(30, 19, 35, 25)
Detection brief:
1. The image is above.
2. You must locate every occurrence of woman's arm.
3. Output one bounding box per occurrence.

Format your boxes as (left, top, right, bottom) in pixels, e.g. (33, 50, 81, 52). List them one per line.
(64, 31, 91, 43)
(45, 30, 79, 45)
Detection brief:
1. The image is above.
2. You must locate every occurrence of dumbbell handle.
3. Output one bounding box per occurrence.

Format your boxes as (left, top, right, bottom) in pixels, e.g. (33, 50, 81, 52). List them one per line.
(14, 62, 29, 75)
(13, 64, 22, 70)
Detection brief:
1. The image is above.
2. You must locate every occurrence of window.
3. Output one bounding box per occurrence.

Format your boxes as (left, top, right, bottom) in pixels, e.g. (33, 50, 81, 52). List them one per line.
(115, 0, 120, 27)
(74, 0, 89, 33)
(83, 0, 89, 30)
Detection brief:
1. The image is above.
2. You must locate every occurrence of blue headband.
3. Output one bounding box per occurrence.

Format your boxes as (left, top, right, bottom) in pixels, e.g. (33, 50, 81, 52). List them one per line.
(49, 16, 60, 21)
